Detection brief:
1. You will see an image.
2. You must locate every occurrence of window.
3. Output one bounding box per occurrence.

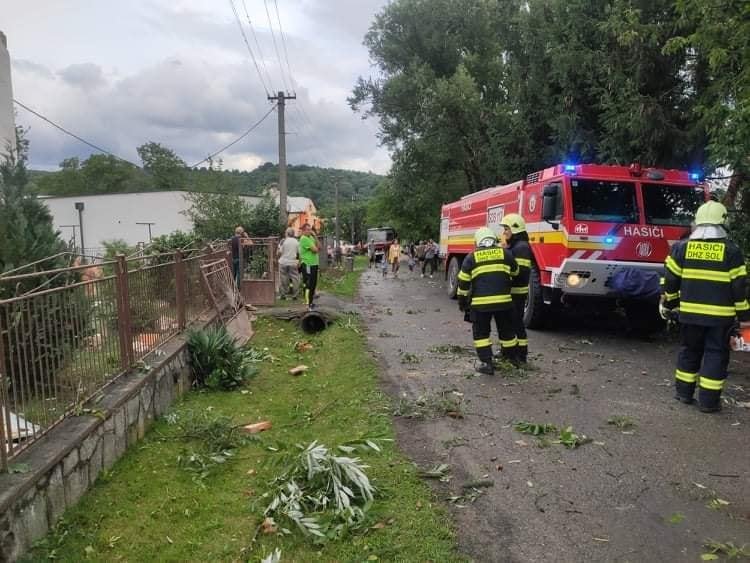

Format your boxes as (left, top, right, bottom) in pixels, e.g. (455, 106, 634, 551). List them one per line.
(571, 179, 637, 222)
(642, 184, 704, 226)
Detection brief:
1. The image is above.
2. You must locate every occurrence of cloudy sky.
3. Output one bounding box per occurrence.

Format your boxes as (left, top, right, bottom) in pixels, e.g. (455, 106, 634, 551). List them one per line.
(3, 0, 391, 174)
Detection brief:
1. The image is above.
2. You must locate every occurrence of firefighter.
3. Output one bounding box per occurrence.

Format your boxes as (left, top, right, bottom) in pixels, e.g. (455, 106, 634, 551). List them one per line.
(499, 213, 532, 364)
(457, 227, 518, 375)
(662, 201, 750, 412)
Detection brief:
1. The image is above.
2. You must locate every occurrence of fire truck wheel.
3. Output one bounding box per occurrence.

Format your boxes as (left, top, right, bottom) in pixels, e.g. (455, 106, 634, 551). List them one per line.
(524, 263, 547, 329)
(446, 256, 460, 299)
(624, 300, 665, 335)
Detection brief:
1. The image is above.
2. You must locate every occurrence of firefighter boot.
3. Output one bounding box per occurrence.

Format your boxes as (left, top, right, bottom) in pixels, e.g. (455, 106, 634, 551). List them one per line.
(475, 361, 495, 376)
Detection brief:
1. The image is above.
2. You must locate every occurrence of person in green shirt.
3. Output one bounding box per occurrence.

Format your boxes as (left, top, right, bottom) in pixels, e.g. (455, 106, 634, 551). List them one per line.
(299, 223, 320, 310)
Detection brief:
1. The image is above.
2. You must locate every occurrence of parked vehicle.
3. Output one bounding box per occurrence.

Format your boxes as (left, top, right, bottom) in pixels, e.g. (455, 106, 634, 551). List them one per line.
(367, 227, 396, 263)
(439, 163, 708, 329)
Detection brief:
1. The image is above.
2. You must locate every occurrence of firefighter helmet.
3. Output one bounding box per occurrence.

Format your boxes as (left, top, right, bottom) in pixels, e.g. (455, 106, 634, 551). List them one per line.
(694, 201, 727, 226)
(474, 227, 497, 248)
(500, 213, 527, 234)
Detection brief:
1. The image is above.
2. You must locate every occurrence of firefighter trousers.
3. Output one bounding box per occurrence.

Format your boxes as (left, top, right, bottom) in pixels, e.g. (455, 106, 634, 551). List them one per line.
(473, 310, 514, 364)
(675, 323, 733, 410)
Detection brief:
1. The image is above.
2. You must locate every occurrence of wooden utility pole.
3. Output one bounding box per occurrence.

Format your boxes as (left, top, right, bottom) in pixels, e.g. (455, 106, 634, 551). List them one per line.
(268, 91, 296, 228)
(335, 178, 340, 250)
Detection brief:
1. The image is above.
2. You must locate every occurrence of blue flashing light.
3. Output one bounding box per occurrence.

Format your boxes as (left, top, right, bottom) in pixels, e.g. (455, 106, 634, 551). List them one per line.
(604, 236, 615, 245)
(689, 171, 702, 182)
(563, 164, 576, 173)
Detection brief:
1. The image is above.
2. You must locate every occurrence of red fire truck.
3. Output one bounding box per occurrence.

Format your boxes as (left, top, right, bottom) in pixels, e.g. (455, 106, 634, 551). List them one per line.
(439, 163, 708, 328)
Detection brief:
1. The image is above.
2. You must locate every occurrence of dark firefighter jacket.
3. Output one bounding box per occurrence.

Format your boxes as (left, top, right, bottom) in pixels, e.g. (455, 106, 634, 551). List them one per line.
(457, 246, 518, 312)
(663, 238, 750, 326)
(508, 237, 532, 297)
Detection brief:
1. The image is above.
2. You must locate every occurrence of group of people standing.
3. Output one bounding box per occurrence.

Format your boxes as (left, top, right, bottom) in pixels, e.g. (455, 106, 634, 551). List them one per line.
(277, 224, 320, 310)
(373, 238, 440, 279)
(231, 224, 320, 311)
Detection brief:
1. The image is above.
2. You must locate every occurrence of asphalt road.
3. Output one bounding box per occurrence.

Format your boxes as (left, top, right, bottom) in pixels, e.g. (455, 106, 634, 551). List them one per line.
(358, 263, 750, 563)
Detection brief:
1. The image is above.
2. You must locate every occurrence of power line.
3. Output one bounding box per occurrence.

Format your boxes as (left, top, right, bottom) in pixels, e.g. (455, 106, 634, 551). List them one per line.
(242, 0, 276, 93)
(190, 104, 277, 168)
(13, 99, 141, 168)
(263, 0, 291, 94)
(228, 0, 271, 96)
(273, 0, 296, 94)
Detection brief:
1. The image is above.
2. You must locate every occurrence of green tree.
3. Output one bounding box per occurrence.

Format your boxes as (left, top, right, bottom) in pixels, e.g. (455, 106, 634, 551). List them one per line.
(137, 142, 187, 191)
(0, 127, 68, 290)
(81, 154, 139, 194)
(352, 0, 705, 236)
(183, 193, 281, 240)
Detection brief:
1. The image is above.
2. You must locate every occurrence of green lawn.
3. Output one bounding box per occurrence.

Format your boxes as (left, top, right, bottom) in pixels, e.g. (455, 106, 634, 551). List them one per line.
(318, 255, 368, 299)
(24, 314, 460, 562)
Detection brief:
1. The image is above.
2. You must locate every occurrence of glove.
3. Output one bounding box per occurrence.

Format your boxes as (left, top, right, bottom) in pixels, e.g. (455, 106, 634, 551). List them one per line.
(659, 302, 679, 322)
(458, 295, 469, 312)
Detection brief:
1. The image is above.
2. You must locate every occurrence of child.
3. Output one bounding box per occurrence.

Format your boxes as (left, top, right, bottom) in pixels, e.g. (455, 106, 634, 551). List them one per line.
(380, 257, 388, 278)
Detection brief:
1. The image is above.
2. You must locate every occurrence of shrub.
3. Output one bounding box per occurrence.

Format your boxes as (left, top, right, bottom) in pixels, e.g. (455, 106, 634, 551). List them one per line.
(186, 326, 258, 390)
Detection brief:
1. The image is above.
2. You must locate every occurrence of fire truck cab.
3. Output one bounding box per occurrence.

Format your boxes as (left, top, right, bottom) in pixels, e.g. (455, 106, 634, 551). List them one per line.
(439, 163, 708, 329)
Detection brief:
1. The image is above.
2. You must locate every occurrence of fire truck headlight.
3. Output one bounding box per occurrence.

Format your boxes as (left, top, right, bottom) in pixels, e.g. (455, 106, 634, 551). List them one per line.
(567, 273, 581, 287)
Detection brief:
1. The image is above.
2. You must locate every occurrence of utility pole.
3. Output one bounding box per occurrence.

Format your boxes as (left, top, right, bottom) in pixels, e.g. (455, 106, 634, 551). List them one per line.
(136, 222, 155, 242)
(334, 178, 340, 250)
(267, 91, 296, 228)
(74, 202, 86, 263)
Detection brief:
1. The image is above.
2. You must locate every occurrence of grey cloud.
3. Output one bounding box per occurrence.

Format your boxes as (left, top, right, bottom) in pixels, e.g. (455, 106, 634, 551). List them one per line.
(58, 63, 106, 89)
(12, 58, 54, 79)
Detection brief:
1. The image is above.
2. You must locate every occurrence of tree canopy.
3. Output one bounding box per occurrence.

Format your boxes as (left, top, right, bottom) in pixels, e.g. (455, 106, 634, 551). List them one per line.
(352, 0, 748, 244)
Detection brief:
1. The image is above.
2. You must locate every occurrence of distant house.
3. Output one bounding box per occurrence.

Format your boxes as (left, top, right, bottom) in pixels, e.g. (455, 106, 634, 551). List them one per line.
(41, 191, 261, 254)
(265, 187, 321, 234)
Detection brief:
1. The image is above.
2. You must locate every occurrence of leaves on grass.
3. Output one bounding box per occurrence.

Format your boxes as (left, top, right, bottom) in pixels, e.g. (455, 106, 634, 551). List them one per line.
(257, 439, 383, 544)
(666, 512, 685, 524)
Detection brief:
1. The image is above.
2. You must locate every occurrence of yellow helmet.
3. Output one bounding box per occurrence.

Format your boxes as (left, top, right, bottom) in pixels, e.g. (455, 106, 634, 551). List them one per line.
(474, 227, 497, 248)
(500, 213, 527, 234)
(694, 201, 727, 226)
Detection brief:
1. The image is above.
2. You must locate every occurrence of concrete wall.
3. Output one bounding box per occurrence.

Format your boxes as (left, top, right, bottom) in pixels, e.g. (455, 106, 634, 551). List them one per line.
(0, 311, 252, 562)
(41, 191, 261, 253)
(0, 31, 16, 157)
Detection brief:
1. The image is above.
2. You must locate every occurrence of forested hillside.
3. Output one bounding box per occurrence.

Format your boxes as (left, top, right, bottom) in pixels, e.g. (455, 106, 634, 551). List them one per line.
(30, 154, 383, 210)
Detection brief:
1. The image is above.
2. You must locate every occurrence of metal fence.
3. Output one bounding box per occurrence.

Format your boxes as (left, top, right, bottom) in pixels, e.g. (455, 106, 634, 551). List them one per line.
(0, 246, 230, 471)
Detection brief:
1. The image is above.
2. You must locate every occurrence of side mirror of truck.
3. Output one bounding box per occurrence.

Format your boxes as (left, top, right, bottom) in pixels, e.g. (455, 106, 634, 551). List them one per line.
(542, 184, 560, 230)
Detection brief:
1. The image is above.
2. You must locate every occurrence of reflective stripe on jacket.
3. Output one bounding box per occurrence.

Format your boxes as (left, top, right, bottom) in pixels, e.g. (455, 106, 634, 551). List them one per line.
(509, 239, 532, 296)
(457, 246, 517, 312)
(663, 238, 749, 326)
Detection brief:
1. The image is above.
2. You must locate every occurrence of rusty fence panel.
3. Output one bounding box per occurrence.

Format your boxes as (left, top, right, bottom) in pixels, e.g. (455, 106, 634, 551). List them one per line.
(0, 275, 122, 466)
(0, 247, 226, 471)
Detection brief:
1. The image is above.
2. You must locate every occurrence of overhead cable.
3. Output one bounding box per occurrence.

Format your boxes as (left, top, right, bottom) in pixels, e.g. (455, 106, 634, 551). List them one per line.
(263, 0, 291, 94)
(228, 0, 271, 96)
(242, 0, 276, 93)
(273, 0, 297, 94)
(13, 99, 141, 168)
(190, 104, 277, 168)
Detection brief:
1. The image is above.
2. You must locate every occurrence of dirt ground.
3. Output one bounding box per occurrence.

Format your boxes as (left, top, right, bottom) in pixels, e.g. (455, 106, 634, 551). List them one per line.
(357, 262, 750, 563)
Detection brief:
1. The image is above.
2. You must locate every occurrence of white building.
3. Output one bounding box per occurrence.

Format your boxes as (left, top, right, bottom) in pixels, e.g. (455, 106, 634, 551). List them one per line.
(41, 190, 320, 256)
(41, 191, 261, 254)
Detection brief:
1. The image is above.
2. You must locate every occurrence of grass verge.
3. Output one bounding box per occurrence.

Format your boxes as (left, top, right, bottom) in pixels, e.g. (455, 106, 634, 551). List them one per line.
(24, 315, 459, 562)
(318, 255, 368, 299)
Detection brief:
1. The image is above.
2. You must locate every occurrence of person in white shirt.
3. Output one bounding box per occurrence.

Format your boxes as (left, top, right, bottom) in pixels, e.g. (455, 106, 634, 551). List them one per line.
(277, 228, 300, 300)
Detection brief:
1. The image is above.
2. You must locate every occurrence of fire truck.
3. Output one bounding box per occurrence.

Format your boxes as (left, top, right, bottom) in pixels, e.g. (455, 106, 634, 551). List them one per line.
(439, 163, 708, 329)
